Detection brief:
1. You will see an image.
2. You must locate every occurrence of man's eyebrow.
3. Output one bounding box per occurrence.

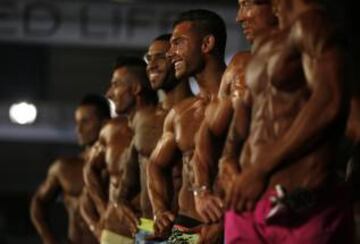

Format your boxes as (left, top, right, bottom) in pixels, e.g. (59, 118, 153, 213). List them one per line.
(111, 79, 120, 83)
(148, 51, 166, 55)
(170, 36, 182, 42)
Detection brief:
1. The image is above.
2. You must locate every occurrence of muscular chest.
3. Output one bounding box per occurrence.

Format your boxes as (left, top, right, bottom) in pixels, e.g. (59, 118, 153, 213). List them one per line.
(245, 32, 311, 140)
(174, 99, 207, 151)
(59, 164, 84, 196)
(133, 110, 167, 156)
(247, 32, 304, 97)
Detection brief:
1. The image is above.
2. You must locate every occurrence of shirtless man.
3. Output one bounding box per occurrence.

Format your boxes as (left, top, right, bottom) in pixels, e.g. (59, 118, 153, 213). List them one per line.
(147, 9, 227, 242)
(112, 34, 192, 241)
(193, 0, 278, 225)
(222, 0, 353, 242)
(30, 94, 111, 244)
(83, 57, 158, 244)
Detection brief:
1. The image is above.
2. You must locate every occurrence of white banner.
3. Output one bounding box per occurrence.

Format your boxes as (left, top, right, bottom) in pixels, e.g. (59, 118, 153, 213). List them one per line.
(0, 0, 249, 53)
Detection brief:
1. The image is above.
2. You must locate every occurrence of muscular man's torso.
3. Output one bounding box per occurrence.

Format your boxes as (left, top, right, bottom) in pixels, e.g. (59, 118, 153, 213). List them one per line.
(132, 105, 168, 218)
(55, 157, 97, 244)
(172, 96, 212, 220)
(241, 13, 343, 192)
(99, 117, 134, 232)
(101, 117, 133, 190)
(200, 52, 251, 193)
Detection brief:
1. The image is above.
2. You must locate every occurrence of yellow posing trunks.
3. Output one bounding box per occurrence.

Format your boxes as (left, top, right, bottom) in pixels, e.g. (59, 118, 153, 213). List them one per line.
(101, 219, 155, 244)
(101, 229, 133, 244)
(138, 218, 154, 233)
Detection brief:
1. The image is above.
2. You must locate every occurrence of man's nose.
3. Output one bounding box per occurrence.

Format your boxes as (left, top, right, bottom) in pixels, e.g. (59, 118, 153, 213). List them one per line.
(166, 46, 176, 62)
(105, 87, 113, 99)
(235, 7, 246, 24)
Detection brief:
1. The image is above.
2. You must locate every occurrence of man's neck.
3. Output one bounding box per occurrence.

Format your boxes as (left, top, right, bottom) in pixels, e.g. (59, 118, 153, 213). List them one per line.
(162, 79, 192, 110)
(195, 58, 226, 98)
(135, 95, 150, 110)
(118, 105, 137, 123)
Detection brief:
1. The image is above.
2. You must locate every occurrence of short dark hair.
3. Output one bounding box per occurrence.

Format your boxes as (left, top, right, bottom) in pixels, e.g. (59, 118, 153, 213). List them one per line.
(173, 9, 227, 58)
(153, 33, 172, 42)
(79, 94, 111, 120)
(113, 56, 158, 105)
(253, 0, 271, 3)
(113, 56, 147, 71)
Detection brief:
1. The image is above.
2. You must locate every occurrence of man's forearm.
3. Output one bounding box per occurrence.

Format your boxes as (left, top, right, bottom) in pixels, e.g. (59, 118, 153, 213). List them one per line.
(148, 162, 171, 214)
(193, 124, 214, 189)
(84, 166, 107, 212)
(115, 145, 140, 204)
(147, 132, 178, 214)
(30, 197, 56, 243)
(219, 108, 247, 179)
(79, 192, 100, 235)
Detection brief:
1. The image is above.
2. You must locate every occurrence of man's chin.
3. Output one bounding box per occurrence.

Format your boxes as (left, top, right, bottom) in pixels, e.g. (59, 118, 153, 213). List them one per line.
(175, 71, 185, 80)
(150, 81, 163, 90)
(244, 33, 254, 43)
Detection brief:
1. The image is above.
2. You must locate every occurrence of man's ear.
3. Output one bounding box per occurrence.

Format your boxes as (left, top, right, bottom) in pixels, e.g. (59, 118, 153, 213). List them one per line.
(201, 35, 216, 54)
(132, 81, 142, 95)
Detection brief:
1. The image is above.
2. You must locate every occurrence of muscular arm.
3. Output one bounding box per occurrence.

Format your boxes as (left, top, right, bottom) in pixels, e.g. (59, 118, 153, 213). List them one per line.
(192, 99, 234, 223)
(219, 93, 251, 187)
(114, 141, 140, 204)
(83, 142, 107, 214)
(147, 109, 179, 215)
(30, 162, 61, 244)
(216, 51, 252, 188)
(79, 189, 101, 240)
(193, 123, 216, 190)
(193, 98, 233, 189)
(146, 109, 180, 237)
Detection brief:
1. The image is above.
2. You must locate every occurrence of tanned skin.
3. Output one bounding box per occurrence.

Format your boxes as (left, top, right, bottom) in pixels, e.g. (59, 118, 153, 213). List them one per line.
(83, 66, 147, 238)
(114, 38, 192, 235)
(193, 0, 278, 226)
(147, 20, 226, 241)
(31, 104, 106, 244)
(222, 0, 349, 215)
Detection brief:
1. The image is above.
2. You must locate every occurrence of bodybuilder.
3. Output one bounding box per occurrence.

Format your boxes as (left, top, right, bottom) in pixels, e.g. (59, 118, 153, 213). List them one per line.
(31, 94, 110, 244)
(222, 0, 353, 242)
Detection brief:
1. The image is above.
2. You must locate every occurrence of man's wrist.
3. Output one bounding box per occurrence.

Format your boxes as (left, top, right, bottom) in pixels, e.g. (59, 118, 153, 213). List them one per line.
(251, 164, 270, 179)
(192, 185, 211, 197)
(153, 209, 169, 222)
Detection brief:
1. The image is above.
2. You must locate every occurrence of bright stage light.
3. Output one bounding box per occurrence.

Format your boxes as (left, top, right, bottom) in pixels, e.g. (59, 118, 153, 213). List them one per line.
(9, 102, 38, 125)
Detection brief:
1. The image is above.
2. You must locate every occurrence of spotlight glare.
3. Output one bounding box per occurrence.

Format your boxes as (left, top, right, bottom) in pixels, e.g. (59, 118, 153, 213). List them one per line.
(9, 102, 38, 125)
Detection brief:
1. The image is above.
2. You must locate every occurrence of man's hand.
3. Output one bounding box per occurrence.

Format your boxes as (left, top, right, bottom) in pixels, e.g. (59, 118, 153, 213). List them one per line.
(94, 224, 103, 241)
(225, 167, 267, 212)
(195, 192, 224, 223)
(91, 216, 104, 241)
(114, 203, 140, 236)
(153, 210, 175, 238)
